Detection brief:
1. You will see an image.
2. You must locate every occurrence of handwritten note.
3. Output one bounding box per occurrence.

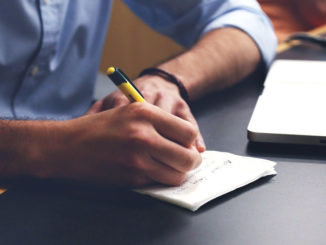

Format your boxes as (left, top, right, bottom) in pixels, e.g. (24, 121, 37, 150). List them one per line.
(135, 151, 276, 211)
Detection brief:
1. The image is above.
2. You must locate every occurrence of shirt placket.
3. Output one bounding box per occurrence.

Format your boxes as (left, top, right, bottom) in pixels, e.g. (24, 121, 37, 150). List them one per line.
(13, 0, 62, 117)
(30, 0, 61, 77)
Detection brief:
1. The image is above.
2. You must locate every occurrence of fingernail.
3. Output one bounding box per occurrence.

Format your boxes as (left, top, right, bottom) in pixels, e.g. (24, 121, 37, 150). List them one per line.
(196, 138, 206, 153)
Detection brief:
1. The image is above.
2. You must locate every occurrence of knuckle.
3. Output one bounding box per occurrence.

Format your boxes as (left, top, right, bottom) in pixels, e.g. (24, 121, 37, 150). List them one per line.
(185, 123, 198, 142)
(196, 153, 203, 168)
(128, 154, 146, 171)
(182, 158, 195, 172)
(130, 175, 150, 187)
(129, 128, 155, 148)
(175, 157, 191, 173)
(176, 99, 188, 110)
(182, 151, 200, 172)
(172, 173, 187, 186)
(112, 96, 127, 107)
(129, 102, 153, 120)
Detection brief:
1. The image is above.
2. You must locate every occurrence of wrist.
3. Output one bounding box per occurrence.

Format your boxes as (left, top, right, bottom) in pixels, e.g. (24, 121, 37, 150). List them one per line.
(2, 120, 68, 179)
(138, 67, 191, 104)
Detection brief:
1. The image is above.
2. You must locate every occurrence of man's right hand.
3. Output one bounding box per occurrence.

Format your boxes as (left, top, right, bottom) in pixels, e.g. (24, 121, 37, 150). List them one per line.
(31, 102, 202, 187)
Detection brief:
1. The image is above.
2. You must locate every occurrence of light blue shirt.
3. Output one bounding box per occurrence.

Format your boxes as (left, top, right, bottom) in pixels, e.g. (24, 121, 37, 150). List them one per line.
(0, 0, 276, 120)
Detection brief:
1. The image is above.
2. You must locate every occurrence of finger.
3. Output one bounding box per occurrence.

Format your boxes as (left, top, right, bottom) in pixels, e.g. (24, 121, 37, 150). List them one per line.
(175, 106, 206, 153)
(142, 154, 188, 186)
(103, 92, 129, 109)
(111, 95, 129, 107)
(85, 100, 103, 115)
(149, 132, 202, 173)
(124, 172, 153, 187)
(107, 165, 153, 187)
(149, 105, 198, 147)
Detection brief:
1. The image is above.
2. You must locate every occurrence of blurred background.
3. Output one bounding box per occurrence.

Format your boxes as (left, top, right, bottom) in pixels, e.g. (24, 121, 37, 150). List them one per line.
(99, 0, 326, 80)
(99, 1, 184, 79)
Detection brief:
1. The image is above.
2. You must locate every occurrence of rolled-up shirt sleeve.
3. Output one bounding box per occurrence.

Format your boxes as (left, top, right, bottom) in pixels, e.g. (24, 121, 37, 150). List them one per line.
(123, 0, 276, 67)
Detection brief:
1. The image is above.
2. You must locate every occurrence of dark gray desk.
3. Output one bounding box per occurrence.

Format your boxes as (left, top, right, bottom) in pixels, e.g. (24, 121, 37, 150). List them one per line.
(1, 43, 326, 245)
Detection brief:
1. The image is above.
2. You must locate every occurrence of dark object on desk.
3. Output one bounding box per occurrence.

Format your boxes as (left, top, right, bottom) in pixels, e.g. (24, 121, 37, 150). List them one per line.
(286, 32, 326, 48)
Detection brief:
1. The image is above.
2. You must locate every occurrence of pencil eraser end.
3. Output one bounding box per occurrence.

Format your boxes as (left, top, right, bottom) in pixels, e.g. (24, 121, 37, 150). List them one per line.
(107, 67, 116, 75)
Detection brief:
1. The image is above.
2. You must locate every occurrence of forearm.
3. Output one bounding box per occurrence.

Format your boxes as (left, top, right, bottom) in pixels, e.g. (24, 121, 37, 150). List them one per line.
(158, 28, 261, 100)
(0, 120, 65, 179)
(0, 105, 201, 187)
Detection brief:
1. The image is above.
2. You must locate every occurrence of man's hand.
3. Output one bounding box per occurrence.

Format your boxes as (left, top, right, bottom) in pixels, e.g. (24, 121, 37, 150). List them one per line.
(87, 75, 206, 153)
(88, 27, 262, 156)
(40, 103, 202, 187)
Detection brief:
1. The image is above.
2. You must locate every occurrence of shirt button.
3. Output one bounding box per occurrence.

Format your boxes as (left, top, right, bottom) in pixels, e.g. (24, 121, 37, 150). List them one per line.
(44, 0, 50, 4)
(30, 66, 39, 76)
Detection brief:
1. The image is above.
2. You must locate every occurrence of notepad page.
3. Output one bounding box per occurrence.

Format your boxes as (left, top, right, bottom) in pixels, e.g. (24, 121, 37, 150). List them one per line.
(135, 151, 276, 211)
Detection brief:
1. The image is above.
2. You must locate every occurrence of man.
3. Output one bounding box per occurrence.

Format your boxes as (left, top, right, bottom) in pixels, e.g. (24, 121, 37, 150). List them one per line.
(0, 1, 276, 187)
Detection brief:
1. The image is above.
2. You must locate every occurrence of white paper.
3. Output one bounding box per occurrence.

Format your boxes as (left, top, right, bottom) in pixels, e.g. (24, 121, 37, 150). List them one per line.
(135, 151, 277, 211)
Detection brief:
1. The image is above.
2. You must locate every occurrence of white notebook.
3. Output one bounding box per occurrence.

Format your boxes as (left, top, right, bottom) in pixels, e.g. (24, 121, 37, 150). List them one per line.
(248, 60, 326, 145)
(135, 151, 276, 211)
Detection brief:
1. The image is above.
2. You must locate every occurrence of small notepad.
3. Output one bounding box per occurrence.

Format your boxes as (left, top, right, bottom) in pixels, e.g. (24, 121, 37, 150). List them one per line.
(135, 151, 277, 211)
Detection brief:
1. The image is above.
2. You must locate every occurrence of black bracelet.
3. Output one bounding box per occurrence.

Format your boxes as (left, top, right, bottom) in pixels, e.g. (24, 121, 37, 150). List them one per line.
(138, 67, 190, 105)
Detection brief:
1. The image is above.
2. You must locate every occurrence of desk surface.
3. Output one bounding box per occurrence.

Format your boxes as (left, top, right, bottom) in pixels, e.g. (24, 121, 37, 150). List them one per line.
(1, 43, 326, 245)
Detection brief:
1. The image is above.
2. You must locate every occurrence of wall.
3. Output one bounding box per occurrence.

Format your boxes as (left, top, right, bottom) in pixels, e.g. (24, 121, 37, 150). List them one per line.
(99, 1, 184, 79)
